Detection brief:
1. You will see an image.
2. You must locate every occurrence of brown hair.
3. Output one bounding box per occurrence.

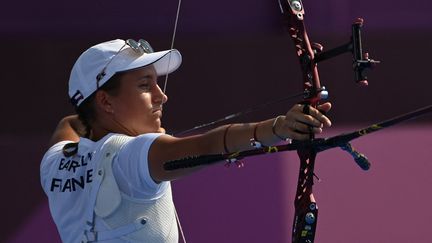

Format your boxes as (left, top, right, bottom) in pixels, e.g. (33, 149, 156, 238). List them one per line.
(62, 73, 124, 157)
(75, 73, 124, 138)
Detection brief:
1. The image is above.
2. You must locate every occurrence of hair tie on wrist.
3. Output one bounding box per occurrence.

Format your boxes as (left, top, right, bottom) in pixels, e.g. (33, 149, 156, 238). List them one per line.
(253, 122, 259, 141)
(250, 122, 263, 148)
(223, 124, 233, 153)
(272, 116, 288, 141)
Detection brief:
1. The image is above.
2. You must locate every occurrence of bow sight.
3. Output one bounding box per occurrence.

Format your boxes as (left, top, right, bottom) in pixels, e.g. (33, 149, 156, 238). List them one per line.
(312, 18, 381, 86)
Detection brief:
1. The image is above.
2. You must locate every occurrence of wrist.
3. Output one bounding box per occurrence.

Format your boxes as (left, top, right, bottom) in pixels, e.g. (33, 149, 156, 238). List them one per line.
(250, 122, 263, 148)
(272, 115, 288, 141)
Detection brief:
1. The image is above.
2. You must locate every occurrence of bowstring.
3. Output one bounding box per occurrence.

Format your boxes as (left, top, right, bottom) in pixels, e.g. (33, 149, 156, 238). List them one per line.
(163, 2, 187, 242)
(162, 0, 182, 95)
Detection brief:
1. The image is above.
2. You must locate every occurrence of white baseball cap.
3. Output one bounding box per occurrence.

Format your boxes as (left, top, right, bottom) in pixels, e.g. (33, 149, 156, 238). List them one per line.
(68, 39, 182, 107)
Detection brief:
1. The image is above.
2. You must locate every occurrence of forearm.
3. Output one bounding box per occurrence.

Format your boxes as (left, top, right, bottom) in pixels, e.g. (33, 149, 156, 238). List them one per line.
(150, 118, 286, 182)
(48, 115, 85, 146)
(150, 103, 332, 182)
(202, 117, 285, 154)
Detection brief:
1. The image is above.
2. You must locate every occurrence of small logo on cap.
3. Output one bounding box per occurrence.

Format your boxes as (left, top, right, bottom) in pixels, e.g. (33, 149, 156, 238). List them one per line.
(71, 90, 84, 106)
(96, 69, 106, 88)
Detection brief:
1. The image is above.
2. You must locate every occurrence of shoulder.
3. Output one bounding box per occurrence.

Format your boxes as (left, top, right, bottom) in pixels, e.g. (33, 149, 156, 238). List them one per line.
(118, 133, 166, 153)
(40, 137, 98, 176)
(110, 133, 170, 196)
(41, 141, 75, 167)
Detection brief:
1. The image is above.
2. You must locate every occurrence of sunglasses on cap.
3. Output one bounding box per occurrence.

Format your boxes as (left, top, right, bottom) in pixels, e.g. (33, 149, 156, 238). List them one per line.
(96, 39, 154, 88)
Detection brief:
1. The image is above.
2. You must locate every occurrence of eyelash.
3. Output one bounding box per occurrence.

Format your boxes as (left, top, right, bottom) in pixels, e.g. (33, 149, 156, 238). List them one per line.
(139, 78, 159, 91)
(139, 83, 151, 90)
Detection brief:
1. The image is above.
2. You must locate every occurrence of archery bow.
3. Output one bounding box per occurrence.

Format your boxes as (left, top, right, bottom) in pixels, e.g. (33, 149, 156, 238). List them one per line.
(278, 1, 324, 242)
(163, 0, 431, 242)
(279, 1, 381, 242)
(164, 0, 381, 242)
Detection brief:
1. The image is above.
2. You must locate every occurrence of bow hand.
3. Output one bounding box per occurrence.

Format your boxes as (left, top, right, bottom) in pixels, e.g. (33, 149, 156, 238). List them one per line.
(275, 103, 332, 141)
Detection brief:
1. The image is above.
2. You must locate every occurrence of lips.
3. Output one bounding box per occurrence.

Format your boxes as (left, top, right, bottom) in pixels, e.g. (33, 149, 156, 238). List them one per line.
(152, 107, 162, 113)
(152, 107, 163, 117)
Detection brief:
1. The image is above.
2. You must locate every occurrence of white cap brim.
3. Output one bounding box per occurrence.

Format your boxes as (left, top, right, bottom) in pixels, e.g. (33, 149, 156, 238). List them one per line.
(69, 39, 182, 107)
(114, 49, 182, 76)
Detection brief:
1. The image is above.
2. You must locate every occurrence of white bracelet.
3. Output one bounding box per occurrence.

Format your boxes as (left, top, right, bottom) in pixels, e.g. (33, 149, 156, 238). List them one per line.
(272, 116, 288, 141)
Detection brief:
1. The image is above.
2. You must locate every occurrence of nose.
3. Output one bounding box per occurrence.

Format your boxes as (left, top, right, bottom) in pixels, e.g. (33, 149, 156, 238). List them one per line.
(162, 92, 168, 104)
(153, 84, 168, 105)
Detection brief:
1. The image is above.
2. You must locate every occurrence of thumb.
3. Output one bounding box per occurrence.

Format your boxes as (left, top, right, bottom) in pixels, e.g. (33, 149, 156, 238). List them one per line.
(317, 102, 332, 113)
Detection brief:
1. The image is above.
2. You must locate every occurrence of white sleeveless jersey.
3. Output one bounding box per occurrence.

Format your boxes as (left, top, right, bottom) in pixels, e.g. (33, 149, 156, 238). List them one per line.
(40, 133, 178, 243)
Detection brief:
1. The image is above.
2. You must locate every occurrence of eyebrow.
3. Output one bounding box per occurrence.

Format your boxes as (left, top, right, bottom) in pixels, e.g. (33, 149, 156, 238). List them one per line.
(136, 74, 154, 81)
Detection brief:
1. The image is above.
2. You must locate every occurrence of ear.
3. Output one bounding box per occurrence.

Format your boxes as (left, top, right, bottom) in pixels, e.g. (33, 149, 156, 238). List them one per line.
(94, 90, 115, 114)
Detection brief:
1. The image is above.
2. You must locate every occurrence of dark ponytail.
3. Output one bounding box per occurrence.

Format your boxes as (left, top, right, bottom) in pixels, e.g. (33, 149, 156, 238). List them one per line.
(62, 73, 123, 157)
(75, 73, 124, 138)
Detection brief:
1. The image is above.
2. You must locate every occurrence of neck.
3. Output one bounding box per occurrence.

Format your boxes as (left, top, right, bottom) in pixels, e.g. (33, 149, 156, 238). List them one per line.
(90, 115, 138, 141)
(89, 126, 111, 141)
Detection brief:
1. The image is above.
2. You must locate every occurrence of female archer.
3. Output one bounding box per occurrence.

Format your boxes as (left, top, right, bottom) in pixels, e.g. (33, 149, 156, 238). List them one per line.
(40, 39, 331, 242)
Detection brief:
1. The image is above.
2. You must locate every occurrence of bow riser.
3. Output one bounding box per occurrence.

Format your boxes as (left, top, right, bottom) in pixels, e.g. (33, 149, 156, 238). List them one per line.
(280, 0, 323, 242)
(279, 0, 328, 105)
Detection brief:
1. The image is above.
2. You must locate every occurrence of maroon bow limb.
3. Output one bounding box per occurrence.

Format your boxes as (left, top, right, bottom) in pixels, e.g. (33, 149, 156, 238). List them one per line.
(278, 0, 379, 242)
(278, 1, 324, 242)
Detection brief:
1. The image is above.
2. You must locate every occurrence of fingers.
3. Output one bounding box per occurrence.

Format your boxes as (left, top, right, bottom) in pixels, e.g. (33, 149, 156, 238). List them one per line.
(295, 112, 323, 128)
(291, 103, 332, 128)
(289, 121, 323, 134)
(281, 103, 332, 141)
(308, 102, 332, 127)
(317, 102, 332, 113)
